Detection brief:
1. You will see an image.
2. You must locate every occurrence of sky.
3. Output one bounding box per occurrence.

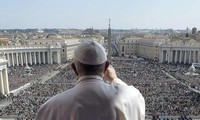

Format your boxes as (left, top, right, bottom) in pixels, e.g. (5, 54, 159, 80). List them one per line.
(0, 0, 200, 29)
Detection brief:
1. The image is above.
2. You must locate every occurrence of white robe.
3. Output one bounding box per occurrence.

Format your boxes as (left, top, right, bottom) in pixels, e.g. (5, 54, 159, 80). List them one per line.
(35, 75, 145, 120)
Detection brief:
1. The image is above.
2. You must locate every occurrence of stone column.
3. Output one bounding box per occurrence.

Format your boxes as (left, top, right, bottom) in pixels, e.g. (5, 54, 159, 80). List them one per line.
(16, 53, 19, 66)
(11, 53, 14, 66)
(38, 52, 41, 64)
(25, 52, 28, 66)
(48, 51, 53, 64)
(29, 52, 32, 65)
(179, 50, 183, 63)
(20, 52, 23, 66)
(170, 50, 173, 63)
(7, 53, 10, 67)
(167, 49, 170, 63)
(57, 51, 61, 64)
(50, 51, 53, 64)
(159, 50, 163, 63)
(189, 51, 192, 64)
(193, 51, 196, 63)
(175, 50, 178, 63)
(0, 70, 5, 95)
(165, 51, 168, 62)
(34, 52, 37, 65)
(2, 69, 9, 94)
(43, 52, 46, 64)
(184, 51, 187, 64)
(47, 51, 50, 64)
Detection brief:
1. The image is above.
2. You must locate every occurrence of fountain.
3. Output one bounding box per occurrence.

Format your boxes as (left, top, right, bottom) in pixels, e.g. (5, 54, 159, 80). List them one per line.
(185, 64, 199, 76)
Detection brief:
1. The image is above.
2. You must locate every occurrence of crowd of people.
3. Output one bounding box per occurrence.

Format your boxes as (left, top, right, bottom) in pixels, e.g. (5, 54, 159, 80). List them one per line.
(0, 57, 200, 119)
(0, 93, 6, 101)
(173, 67, 200, 91)
(8, 64, 59, 90)
(112, 58, 200, 117)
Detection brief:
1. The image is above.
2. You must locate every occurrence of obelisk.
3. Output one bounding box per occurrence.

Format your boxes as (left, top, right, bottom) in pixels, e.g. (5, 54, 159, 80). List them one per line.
(108, 19, 112, 62)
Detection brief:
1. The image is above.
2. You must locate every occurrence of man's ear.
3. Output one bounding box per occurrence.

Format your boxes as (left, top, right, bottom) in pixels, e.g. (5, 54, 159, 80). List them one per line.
(103, 61, 110, 74)
(71, 63, 78, 76)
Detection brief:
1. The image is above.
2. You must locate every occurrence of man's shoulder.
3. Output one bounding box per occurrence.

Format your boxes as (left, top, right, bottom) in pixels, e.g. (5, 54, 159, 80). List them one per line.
(36, 89, 76, 120)
(52, 87, 75, 101)
(42, 88, 74, 106)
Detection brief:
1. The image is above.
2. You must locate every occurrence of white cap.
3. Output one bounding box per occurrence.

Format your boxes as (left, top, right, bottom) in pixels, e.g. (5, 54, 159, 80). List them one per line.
(74, 41, 107, 65)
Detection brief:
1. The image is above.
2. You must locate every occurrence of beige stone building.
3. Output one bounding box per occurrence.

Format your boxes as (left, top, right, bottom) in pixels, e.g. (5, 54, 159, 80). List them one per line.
(63, 39, 80, 61)
(0, 37, 104, 67)
(118, 38, 164, 60)
(118, 37, 200, 64)
(160, 39, 200, 64)
(29, 39, 80, 62)
(0, 35, 10, 45)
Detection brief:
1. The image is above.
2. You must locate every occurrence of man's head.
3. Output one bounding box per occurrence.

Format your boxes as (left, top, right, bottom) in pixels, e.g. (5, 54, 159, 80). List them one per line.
(71, 41, 109, 77)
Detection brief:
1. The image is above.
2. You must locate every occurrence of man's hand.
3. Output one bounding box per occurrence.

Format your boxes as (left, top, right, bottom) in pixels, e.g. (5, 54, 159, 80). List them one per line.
(104, 65, 117, 82)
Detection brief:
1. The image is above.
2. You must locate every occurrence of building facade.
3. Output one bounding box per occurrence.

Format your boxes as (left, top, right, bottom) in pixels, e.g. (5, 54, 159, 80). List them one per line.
(0, 44, 61, 67)
(118, 38, 163, 60)
(29, 39, 80, 62)
(63, 39, 80, 61)
(118, 38, 200, 64)
(159, 42, 200, 64)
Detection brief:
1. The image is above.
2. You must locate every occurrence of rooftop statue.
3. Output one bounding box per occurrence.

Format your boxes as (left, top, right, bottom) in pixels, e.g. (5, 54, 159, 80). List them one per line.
(0, 50, 5, 60)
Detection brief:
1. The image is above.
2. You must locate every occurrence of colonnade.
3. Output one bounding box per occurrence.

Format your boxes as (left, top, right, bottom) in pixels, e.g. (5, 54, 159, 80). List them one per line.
(0, 44, 62, 95)
(4, 51, 61, 67)
(0, 60, 9, 95)
(159, 49, 200, 64)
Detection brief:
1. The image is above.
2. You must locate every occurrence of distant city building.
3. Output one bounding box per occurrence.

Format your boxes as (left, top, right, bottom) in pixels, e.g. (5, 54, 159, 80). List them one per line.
(82, 28, 100, 36)
(0, 35, 10, 45)
(63, 39, 80, 61)
(29, 39, 80, 62)
(117, 36, 200, 64)
(192, 27, 197, 34)
(196, 34, 200, 41)
(186, 27, 190, 37)
(118, 38, 164, 60)
(37, 28, 44, 33)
